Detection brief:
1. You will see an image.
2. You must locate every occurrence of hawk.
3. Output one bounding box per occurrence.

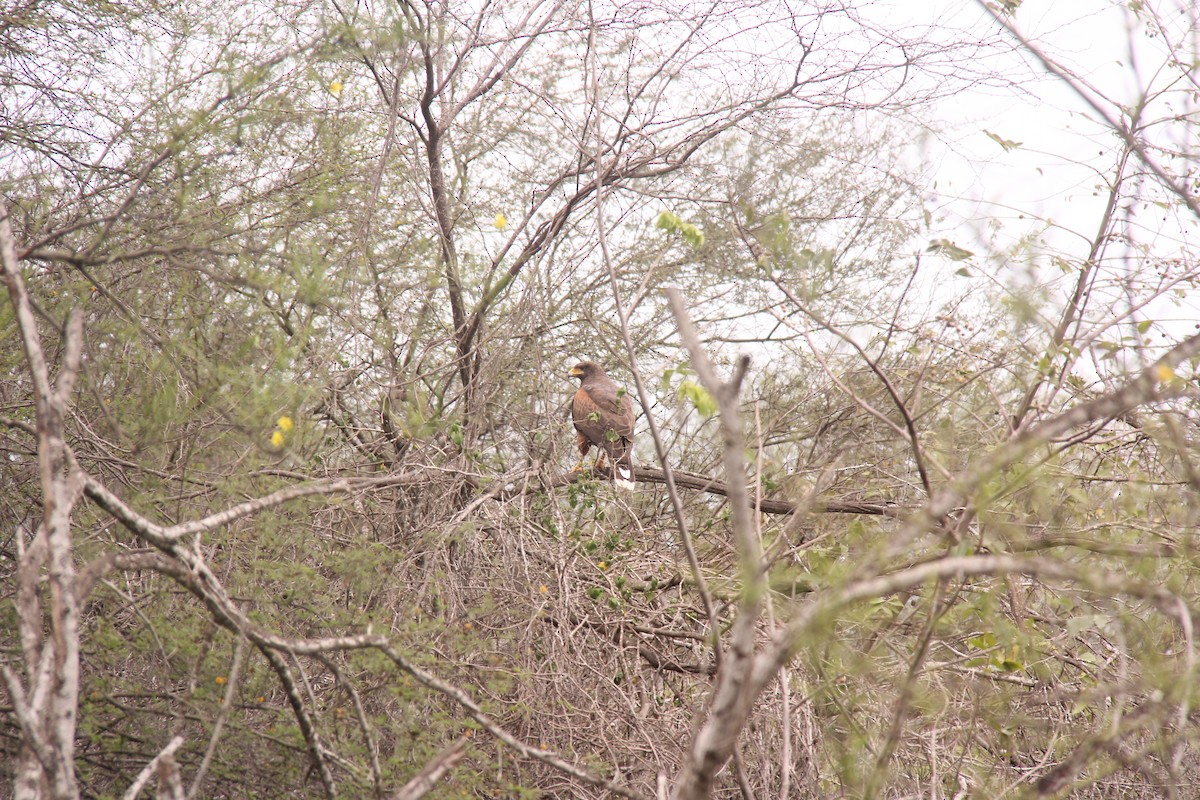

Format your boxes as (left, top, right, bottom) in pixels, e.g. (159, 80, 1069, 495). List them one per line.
(569, 361, 636, 490)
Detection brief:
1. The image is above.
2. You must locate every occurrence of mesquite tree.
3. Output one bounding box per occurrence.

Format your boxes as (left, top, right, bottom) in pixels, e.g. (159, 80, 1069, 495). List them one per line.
(4, 1, 1200, 798)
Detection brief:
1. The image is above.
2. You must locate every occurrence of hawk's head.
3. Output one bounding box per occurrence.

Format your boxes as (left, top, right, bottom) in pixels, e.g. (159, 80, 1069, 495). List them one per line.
(569, 361, 605, 382)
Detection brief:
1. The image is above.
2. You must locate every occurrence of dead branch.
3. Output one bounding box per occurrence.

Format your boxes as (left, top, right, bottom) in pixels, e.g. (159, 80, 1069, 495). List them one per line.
(389, 736, 469, 800)
(665, 287, 763, 800)
(491, 464, 902, 518)
(120, 736, 184, 800)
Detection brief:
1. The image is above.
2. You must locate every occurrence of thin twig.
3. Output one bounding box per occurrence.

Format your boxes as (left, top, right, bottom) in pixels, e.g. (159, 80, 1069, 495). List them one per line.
(187, 638, 246, 800)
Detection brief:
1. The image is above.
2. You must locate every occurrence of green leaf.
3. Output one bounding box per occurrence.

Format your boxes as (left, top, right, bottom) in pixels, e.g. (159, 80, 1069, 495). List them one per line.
(1097, 341, 1123, 360)
(927, 239, 975, 261)
(762, 211, 791, 244)
(967, 632, 997, 650)
(985, 130, 1023, 151)
(1137, 319, 1153, 334)
(656, 210, 704, 248)
(678, 380, 717, 418)
(679, 222, 705, 248)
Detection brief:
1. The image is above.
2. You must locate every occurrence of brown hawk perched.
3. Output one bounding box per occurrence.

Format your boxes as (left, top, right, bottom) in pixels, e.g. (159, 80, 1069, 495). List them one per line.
(569, 361, 636, 489)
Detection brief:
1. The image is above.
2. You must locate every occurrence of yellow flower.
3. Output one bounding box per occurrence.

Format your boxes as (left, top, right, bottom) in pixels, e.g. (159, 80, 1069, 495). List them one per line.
(598, 561, 608, 571)
(215, 676, 227, 685)
(329, 80, 343, 97)
(1155, 364, 1175, 383)
(493, 213, 507, 230)
(277, 415, 294, 432)
(271, 430, 285, 448)
(538, 584, 548, 594)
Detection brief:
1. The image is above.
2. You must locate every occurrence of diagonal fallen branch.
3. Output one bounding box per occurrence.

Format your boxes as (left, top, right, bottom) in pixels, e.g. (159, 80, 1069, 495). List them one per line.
(390, 735, 469, 800)
(121, 735, 184, 800)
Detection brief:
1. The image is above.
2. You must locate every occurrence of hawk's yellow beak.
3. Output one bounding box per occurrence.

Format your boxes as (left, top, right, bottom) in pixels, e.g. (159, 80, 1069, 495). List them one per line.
(569, 366, 583, 378)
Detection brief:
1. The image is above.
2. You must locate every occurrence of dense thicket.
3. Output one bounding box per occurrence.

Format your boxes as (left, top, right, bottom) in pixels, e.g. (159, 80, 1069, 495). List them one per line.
(4, 1, 1200, 798)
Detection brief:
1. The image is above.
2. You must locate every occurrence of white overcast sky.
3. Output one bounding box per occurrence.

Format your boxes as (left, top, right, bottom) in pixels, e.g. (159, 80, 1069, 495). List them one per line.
(909, 2, 1136, 246)
(873, 0, 1200, 338)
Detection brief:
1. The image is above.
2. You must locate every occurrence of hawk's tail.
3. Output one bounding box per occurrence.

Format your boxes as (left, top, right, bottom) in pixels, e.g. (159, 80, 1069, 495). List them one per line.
(613, 445, 635, 491)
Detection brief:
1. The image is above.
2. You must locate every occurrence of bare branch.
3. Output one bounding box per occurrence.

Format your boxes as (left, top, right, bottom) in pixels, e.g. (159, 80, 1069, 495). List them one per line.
(768, 276, 939, 494)
(311, 652, 384, 799)
(81, 471, 429, 544)
(389, 735, 469, 800)
(0, 666, 57, 776)
(121, 736, 184, 800)
(2, 197, 86, 800)
(1, 202, 54, 407)
(665, 287, 763, 800)
(755, 554, 1192, 702)
(258, 646, 336, 800)
(897, 331, 1200, 547)
(378, 642, 647, 799)
(1009, 143, 1134, 430)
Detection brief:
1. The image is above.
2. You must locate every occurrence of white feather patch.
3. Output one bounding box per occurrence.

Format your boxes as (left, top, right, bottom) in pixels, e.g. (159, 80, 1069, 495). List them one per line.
(615, 467, 635, 490)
